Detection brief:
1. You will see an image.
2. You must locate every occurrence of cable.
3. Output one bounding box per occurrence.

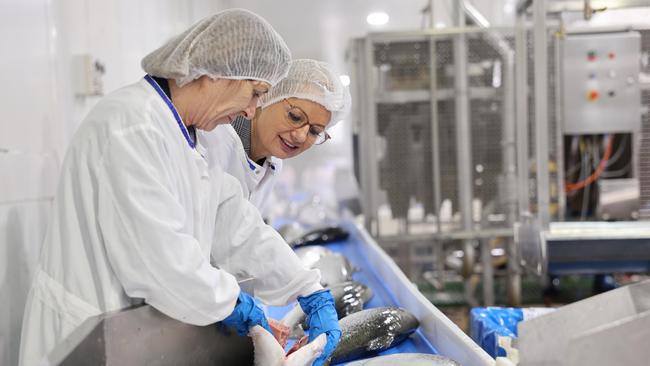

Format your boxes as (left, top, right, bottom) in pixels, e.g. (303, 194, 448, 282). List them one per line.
(604, 134, 629, 168)
(565, 136, 584, 177)
(565, 135, 614, 193)
(600, 162, 631, 178)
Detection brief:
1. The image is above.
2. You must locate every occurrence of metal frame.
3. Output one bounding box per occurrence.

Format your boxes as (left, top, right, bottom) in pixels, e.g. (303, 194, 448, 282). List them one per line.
(453, 0, 478, 306)
(352, 24, 527, 306)
(534, 0, 552, 229)
(428, 32, 445, 288)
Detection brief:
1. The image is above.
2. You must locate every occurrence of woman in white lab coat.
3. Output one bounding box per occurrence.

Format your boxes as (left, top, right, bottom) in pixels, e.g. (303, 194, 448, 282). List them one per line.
(19, 10, 340, 366)
(202, 59, 350, 213)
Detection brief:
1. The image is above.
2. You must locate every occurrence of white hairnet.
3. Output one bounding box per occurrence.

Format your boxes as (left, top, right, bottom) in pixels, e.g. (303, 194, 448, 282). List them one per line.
(259, 59, 351, 129)
(141, 9, 291, 87)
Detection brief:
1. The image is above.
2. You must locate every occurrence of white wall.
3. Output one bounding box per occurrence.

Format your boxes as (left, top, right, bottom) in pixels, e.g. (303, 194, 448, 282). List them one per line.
(0, 1, 221, 365)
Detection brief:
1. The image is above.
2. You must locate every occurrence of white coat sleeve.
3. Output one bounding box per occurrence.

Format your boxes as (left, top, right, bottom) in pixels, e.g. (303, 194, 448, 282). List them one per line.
(211, 173, 323, 306)
(96, 124, 239, 326)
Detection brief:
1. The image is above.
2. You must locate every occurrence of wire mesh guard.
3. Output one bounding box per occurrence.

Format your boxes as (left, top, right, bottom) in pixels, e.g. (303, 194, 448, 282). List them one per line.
(640, 30, 650, 219)
(371, 31, 517, 228)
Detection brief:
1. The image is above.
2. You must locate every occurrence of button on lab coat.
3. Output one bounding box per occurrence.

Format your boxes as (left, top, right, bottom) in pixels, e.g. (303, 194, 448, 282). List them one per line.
(18, 79, 321, 366)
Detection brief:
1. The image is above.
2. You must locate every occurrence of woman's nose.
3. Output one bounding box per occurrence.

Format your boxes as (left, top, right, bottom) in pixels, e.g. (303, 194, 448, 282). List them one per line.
(291, 124, 310, 143)
(243, 98, 258, 119)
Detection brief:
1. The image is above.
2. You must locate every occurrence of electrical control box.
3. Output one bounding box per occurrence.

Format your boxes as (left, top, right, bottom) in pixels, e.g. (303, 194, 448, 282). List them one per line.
(561, 31, 641, 134)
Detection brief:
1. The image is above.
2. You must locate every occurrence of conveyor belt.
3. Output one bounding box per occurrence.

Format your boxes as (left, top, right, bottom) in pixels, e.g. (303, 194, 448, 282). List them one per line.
(266, 232, 438, 364)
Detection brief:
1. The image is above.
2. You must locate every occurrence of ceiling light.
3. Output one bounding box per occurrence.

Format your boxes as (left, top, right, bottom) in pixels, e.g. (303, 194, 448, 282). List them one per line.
(367, 12, 389, 26)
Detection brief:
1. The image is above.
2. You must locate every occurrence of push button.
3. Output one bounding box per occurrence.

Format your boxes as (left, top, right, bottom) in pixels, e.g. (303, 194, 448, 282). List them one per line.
(587, 50, 597, 61)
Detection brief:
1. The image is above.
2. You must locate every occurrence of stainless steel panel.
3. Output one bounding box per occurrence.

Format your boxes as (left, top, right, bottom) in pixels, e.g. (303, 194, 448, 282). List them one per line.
(598, 178, 641, 220)
(48, 305, 254, 366)
(561, 32, 641, 134)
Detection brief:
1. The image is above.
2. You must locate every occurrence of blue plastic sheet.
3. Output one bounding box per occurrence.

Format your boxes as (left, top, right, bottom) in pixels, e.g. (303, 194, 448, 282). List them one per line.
(266, 228, 438, 365)
(470, 307, 523, 358)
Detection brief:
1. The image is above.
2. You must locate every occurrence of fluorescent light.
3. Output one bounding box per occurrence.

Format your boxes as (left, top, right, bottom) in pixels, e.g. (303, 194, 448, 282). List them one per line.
(367, 12, 389, 26)
(435, 22, 446, 29)
(339, 74, 351, 86)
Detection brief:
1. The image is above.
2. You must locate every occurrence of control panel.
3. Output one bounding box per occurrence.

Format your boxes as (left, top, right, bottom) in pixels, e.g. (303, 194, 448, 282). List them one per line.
(561, 32, 641, 134)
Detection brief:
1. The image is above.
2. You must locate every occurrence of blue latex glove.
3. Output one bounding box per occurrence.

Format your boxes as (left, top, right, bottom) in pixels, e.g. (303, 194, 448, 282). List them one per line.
(298, 289, 342, 366)
(222, 291, 271, 336)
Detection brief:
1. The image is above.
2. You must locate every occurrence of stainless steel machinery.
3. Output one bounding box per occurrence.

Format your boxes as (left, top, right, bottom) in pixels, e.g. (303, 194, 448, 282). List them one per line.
(350, 23, 523, 306)
(350, 2, 650, 305)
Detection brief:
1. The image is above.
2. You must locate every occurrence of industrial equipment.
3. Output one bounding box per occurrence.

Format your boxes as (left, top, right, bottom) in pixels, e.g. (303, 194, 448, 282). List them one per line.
(350, 25, 523, 306)
(350, 14, 650, 305)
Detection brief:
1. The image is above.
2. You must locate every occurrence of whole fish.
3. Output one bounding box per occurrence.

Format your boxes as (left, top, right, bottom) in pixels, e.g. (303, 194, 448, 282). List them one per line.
(294, 247, 354, 287)
(329, 307, 420, 364)
(280, 281, 374, 338)
(313, 253, 354, 287)
(330, 281, 374, 317)
(346, 353, 462, 366)
(289, 226, 350, 248)
(278, 222, 308, 244)
(294, 246, 336, 268)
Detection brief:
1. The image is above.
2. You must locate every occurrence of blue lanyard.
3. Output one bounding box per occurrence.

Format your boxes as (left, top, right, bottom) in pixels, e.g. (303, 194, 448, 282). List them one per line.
(144, 74, 195, 149)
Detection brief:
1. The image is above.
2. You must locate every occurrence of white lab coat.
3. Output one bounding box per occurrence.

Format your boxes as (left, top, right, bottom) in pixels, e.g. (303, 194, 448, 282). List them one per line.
(200, 124, 282, 213)
(18, 78, 321, 366)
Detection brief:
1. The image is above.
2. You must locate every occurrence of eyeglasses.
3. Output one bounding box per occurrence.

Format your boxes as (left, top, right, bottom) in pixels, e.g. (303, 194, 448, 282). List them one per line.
(282, 99, 330, 145)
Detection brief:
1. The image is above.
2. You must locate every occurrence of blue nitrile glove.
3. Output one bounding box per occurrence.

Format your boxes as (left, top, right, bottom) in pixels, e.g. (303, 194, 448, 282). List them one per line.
(222, 291, 271, 336)
(298, 289, 342, 366)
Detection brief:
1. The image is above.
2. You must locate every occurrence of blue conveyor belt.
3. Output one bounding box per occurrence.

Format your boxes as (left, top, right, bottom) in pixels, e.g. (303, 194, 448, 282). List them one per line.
(266, 232, 438, 365)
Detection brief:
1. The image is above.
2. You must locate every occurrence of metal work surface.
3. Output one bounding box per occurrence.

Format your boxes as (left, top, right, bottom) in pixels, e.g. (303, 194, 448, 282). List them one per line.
(267, 222, 494, 366)
(47, 305, 254, 366)
(518, 279, 650, 366)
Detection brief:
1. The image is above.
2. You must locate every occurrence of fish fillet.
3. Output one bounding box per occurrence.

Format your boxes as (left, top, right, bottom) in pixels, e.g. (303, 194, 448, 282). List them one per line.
(250, 325, 326, 366)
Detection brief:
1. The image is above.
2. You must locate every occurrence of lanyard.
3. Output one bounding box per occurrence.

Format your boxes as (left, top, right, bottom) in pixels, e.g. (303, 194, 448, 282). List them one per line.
(144, 74, 195, 149)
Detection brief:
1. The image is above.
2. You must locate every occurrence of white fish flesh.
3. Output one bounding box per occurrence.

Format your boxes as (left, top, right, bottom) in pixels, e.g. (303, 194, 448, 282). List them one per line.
(249, 325, 326, 366)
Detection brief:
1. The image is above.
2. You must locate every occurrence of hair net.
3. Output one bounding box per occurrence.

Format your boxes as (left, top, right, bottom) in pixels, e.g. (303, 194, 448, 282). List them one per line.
(259, 59, 351, 129)
(141, 9, 291, 87)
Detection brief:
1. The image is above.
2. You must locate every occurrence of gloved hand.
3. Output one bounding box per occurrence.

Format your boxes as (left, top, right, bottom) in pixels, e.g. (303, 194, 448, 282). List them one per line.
(298, 289, 341, 366)
(222, 291, 271, 336)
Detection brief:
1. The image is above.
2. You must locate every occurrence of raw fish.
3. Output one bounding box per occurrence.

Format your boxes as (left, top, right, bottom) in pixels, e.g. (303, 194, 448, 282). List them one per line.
(250, 325, 326, 366)
(346, 353, 462, 365)
(294, 247, 354, 286)
(289, 226, 350, 248)
(280, 281, 374, 338)
(329, 307, 419, 364)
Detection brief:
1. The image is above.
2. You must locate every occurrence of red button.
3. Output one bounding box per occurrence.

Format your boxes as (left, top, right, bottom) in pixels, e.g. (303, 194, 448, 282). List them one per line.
(587, 51, 597, 61)
(588, 90, 599, 101)
(608, 52, 615, 59)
